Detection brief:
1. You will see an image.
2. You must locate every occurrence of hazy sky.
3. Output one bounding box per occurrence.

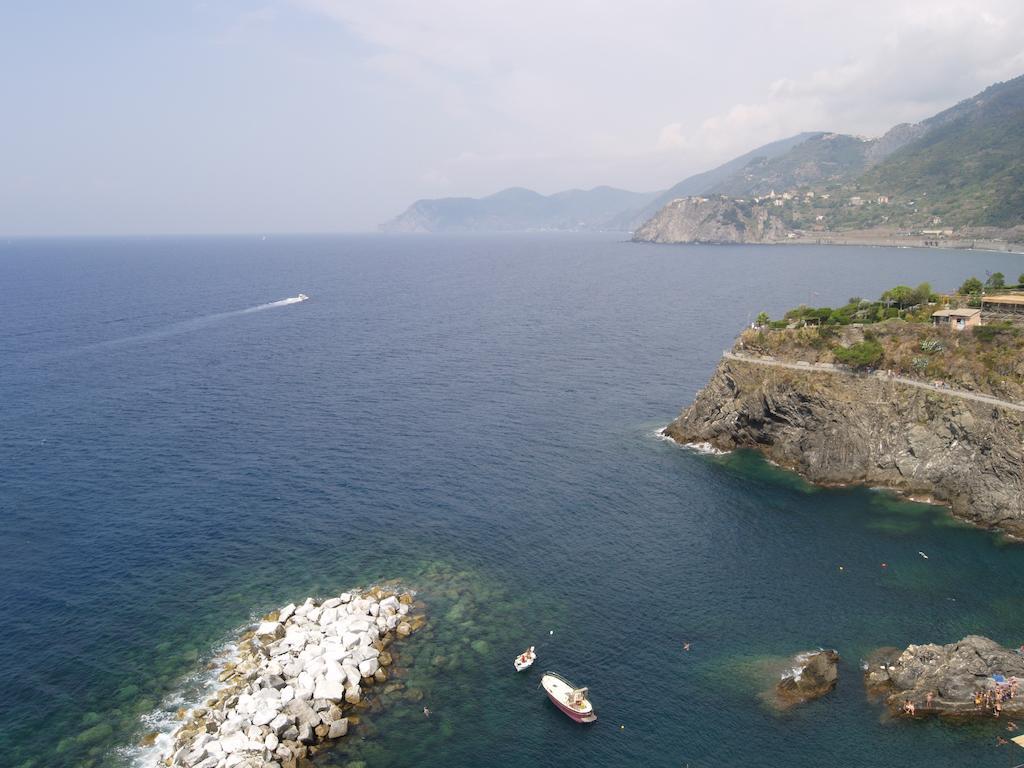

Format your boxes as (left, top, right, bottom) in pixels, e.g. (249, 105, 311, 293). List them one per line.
(2, 1, 1024, 235)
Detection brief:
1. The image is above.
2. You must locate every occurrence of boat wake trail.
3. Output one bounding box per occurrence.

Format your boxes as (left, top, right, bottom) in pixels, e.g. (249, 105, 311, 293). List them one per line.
(78, 294, 309, 353)
(240, 295, 308, 313)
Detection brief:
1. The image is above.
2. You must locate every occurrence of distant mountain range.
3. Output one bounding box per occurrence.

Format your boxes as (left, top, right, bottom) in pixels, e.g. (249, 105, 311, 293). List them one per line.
(380, 133, 816, 233)
(379, 186, 660, 233)
(383, 73, 1024, 237)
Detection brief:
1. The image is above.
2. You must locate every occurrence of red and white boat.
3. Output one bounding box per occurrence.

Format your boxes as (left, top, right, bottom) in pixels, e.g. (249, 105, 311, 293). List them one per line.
(541, 672, 597, 723)
(514, 646, 536, 672)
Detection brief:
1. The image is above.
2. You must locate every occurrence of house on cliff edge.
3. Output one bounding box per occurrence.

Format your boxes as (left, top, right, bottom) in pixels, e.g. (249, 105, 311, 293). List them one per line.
(931, 308, 981, 331)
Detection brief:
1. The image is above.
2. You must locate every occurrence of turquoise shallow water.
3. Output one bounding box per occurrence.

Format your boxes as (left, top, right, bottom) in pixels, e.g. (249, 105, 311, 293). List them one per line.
(4, 233, 1024, 767)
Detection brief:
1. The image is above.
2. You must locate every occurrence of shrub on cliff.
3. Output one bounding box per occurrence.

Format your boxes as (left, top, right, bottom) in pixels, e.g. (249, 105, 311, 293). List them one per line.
(833, 339, 884, 369)
(973, 323, 1018, 343)
(958, 276, 983, 295)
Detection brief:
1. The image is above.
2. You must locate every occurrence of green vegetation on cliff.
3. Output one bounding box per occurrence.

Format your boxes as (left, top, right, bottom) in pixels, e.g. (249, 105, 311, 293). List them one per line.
(760, 283, 937, 329)
(853, 76, 1024, 228)
(760, 276, 1024, 331)
(831, 339, 884, 369)
(740, 318, 1024, 401)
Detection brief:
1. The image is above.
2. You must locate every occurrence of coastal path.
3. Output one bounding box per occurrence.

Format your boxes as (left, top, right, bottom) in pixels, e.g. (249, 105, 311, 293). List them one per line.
(722, 351, 1024, 414)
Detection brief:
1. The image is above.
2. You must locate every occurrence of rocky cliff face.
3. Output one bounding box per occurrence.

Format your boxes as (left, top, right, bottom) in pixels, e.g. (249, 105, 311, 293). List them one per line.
(632, 196, 788, 244)
(664, 355, 1024, 535)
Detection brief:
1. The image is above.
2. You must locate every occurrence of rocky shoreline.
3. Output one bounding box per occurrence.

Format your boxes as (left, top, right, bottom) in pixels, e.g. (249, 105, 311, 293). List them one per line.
(630, 196, 1024, 253)
(663, 351, 1024, 536)
(865, 636, 1024, 719)
(158, 589, 423, 768)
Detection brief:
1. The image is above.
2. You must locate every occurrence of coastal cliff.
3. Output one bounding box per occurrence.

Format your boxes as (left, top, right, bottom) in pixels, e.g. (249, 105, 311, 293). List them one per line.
(664, 327, 1024, 535)
(632, 196, 788, 244)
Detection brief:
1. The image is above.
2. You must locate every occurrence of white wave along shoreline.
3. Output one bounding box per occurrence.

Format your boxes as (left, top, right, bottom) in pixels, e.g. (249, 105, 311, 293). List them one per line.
(653, 426, 731, 455)
(119, 633, 245, 768)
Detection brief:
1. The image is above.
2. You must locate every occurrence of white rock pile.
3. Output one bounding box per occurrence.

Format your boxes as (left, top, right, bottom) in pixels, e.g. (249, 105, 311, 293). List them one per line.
(160, 589, 422, 768)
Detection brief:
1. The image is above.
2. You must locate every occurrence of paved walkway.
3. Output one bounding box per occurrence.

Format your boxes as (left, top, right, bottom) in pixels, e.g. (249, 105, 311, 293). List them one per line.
(723, 350, 1024, 414)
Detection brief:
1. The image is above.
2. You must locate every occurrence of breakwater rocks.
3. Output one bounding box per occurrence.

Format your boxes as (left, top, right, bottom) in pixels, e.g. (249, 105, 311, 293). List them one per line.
(160, 589, 423, 768)
(773, 650, 840, 709)
(865, 636, 1024, 718)
(663, 352, 1024, 535)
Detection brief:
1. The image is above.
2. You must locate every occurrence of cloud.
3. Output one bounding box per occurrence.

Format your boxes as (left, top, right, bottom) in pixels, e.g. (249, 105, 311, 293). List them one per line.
(294, 0, 1024, 205)
(3, 1, 1021, 234)
(646, 0, 1024, 181)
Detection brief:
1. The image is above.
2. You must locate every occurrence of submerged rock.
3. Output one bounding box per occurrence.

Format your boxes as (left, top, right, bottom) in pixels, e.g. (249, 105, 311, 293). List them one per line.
(865, 635, 1024, 717)
(159, 588, 422, 768)
(771, 650, 840, 709)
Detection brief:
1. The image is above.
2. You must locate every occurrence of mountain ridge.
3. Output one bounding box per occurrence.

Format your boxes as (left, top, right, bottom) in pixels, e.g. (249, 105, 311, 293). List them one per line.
(380, 134, 820, 233)
(634, 73, 1024, 244)
(383, 74, 1024, 238)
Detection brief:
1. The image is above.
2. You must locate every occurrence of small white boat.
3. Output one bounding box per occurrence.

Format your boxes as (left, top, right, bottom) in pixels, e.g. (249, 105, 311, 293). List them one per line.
(297, 293, 309, 301)
(514, 646, 536, 672)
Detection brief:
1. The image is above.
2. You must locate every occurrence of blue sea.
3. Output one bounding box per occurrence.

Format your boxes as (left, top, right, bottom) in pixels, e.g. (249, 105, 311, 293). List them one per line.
(4, 232, 1024, 768)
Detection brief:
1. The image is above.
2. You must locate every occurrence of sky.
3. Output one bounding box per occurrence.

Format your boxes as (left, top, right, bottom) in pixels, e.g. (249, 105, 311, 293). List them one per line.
(2, 1, 1024, 235)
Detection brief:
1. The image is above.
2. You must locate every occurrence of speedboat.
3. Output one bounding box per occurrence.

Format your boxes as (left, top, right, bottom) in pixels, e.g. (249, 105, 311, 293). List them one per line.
(296, 293, 309, 301)
(514, 646, 536, 672)
(541, 672, 597, 723)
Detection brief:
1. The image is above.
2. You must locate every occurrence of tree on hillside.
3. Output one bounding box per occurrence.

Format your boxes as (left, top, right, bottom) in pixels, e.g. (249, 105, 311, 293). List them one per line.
(912, 282, 932, 306)
(959, 276, 983, 295)
(1019, 273, 1024, 287)
(881, 285, 915, 309)
(756, 311, 769, 327)
(986, 272, 1006, 289)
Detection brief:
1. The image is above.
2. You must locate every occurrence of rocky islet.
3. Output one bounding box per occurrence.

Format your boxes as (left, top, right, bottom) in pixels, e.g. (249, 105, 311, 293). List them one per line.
(158, 589, 423, 768)
(772, 650, 840, 709)
(865, 635, 1024, 718)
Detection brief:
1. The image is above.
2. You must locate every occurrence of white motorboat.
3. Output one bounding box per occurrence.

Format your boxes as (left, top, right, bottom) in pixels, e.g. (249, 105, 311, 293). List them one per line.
(297, 293, 309, 301)
(541, 671, 597, 722)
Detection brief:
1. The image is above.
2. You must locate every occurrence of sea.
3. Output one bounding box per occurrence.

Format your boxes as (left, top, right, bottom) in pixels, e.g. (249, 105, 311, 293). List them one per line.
(3, 232, 1024, 768)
